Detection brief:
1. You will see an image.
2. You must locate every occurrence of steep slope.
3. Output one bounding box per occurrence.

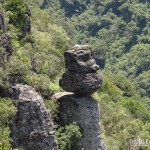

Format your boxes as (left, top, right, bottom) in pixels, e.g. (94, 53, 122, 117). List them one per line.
(0, 0, 150, 150)
(40, 0, 150, 149)
(0, 0, 70, 149)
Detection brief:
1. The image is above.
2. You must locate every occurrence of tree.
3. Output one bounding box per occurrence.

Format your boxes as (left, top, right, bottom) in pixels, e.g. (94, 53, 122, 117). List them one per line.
(4, 0, 27, 30)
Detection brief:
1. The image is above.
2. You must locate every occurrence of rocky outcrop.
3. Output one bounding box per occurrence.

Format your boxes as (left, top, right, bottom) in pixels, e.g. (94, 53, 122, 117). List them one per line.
(0, 33, 12, 55)
(0, 12, 12, 62)
(59, 48, 103, 96)
(0, 11, 5, 31)
(22, 5, 31, 36)
(56, 46, 105, 150)
(9, 84, 58, 150)
(52, 92, 105, 150)
(0, 33, 13, 64)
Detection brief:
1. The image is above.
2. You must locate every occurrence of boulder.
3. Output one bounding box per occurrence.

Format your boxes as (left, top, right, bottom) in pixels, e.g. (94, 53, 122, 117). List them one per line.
(64, 50, 99, 72)
(59, 49, 103, 96)
(60, 71, 102, 96)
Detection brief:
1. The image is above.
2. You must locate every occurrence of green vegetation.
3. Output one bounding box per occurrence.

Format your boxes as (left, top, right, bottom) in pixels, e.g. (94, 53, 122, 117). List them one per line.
(3, 0, 27, 30)
(56, 122, 82, 150)
(0, 0, 150, 149)
(0, 98, 17, 150)
(44, 99, 59, 118)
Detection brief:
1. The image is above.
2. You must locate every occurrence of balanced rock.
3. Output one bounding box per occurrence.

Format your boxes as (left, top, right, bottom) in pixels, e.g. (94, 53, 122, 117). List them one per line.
(22, 5, 31, 36)
(59, 48, 103, 96)
(64, 49, 99, 72)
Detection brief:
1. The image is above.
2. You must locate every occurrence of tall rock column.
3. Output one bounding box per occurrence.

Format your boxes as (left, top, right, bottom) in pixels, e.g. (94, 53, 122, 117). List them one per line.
(53, 46, 105, 150)
(59, 48, 102, 96)
(9, 84, 58, 150)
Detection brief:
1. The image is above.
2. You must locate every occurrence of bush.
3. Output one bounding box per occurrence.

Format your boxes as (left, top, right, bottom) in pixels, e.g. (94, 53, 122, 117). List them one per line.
(56, 122, 82, 150)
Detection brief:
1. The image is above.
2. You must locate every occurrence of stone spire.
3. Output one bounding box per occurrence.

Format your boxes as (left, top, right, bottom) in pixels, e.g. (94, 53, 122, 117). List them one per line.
(54, 45, 105, 150)
(10, 84, 58, 150)
(59, 46, 103, 96)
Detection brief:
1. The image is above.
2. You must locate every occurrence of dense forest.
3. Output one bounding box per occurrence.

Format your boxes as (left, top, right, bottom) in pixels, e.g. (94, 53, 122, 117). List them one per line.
(0, 0, 150, 149)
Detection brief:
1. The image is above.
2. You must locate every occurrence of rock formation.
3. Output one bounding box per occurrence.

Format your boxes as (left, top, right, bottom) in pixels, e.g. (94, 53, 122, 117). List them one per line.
(9, 84, 58, 150)
(0, 33, 13, 56)
(59, 48, 103, 96)
(54, 46, 105, 150)
(0, 11, 5, 31)
(0, 12, 12, 63)
(53, 92, 105, 150)
(22, 5, 31, 35)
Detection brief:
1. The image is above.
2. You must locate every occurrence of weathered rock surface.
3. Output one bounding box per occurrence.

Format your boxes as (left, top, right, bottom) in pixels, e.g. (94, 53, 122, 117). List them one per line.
(52, 92, 105, 150)
(0, 12, 12, 62)
(0, 13, 11, 53)
(64, 50, 99, 72)
(0, 12, 5, 31)
(9, 84, 58, 150)
(22, 6, 31, 35)
(0, 33, 12, 55)
(60, 71, 102, 96)
(59, 49, 103, 96)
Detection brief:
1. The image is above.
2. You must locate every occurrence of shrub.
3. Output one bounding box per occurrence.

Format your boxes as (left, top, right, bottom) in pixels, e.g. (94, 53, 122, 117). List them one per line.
(56, 122, 82, 150)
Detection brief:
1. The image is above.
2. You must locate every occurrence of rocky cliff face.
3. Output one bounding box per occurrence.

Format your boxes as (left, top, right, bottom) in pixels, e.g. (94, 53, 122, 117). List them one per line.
(0, 9, 58, 150)
(0, 12, 12, 63)
(22, 5, 31, 36)
(0, 33, 13, 56)
(0, 5, 31, 63)
(9, 84, 58, 150)
(55, 46, 105, 150)
(0, 12, 5, 31)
